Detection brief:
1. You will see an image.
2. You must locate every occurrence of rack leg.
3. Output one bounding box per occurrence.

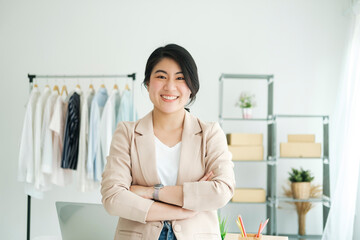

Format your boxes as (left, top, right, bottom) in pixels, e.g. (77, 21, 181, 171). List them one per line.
(27, 195, 31, 240)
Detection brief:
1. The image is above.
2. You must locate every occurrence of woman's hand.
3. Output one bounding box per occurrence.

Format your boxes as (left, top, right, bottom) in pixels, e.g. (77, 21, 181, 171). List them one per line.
(130, 185, 153, 199)
(199, 171, 213, 181)
(181, 208, 199, 219)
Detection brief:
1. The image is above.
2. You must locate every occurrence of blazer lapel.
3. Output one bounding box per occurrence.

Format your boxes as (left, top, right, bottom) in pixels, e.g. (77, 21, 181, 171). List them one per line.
(135, 112, 161, 186)
(176, 111, 202, 185)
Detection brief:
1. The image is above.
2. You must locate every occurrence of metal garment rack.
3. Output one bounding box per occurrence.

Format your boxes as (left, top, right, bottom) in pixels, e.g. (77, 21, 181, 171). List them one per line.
(218, 74, 330, 238)
(26, 73, 136, 240)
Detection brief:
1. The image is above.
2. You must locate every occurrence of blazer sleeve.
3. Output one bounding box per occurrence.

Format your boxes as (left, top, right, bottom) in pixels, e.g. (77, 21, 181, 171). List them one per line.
(101, 122, 154, 224)
(182, 122, 235, 211)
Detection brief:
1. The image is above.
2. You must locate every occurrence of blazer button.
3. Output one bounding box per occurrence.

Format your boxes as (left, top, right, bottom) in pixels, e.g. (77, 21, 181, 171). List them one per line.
(174, 224, 181, 232)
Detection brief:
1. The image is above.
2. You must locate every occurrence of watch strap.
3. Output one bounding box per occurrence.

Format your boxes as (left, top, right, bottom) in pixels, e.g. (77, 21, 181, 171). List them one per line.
(153, 188, 160, 201)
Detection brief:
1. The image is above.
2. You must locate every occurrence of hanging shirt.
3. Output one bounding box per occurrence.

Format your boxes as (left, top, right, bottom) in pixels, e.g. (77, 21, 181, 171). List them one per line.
(116, 89, 137, 123)
(100, 88, 121, 171)
(78, 88, 97, 192)
(154, 136, 181, 186)
(18, 87, 40, 183)
(34, 86, 51, 190)
(49, 94, 72, 186)
(37, 90, 59, 191)
(62, 91, 81, 170)
(87, 87, 108, 181)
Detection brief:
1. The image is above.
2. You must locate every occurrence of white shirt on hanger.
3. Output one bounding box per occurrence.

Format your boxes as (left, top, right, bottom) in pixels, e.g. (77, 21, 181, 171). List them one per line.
(100, 88, 121, 172)
(49, 93, 72, 186)
(18, 87, 40, 183)
(116, 89, 137, 123)
(87, 87, 108, 182)
(78, 88, 97, 192)
(38, 90, 59, 191)
(34, 86, 51, 190)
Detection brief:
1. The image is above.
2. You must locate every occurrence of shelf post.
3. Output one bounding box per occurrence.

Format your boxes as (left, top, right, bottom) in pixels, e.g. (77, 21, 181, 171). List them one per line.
(267, 116, 277, 235)
(323, 116, 330, 229)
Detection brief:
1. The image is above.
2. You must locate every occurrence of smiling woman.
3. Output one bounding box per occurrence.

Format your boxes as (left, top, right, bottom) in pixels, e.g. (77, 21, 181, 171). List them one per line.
(101, 44, 235, 240)
(147, 57, 192, 115)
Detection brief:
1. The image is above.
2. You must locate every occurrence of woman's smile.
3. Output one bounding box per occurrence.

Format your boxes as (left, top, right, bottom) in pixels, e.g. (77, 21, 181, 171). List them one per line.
(161, 94, 179, 101)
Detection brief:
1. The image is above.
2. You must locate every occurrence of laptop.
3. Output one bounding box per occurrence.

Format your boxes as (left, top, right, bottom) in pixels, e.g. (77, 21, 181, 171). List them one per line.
(56, 202, 118, 240)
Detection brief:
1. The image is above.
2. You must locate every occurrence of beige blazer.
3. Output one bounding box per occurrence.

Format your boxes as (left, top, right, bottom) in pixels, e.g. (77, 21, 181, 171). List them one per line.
(101, 111, 235, 240)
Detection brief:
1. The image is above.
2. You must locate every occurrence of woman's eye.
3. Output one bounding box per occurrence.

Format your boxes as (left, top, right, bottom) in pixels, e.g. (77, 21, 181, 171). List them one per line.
(177, 77, 185, 80)
(156, 75, 166, 79)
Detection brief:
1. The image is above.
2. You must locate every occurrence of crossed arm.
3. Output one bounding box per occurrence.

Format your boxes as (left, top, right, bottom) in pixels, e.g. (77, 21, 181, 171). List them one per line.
(129, 171, 214, 221)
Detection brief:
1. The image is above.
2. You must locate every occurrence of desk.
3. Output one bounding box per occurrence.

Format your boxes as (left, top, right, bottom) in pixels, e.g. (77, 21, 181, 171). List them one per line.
(225, 233, 288, 240)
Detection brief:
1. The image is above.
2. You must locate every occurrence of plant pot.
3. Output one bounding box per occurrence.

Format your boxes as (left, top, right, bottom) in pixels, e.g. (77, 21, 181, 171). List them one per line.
(291, 182, 311, 199)
(242, 108, 252, 119)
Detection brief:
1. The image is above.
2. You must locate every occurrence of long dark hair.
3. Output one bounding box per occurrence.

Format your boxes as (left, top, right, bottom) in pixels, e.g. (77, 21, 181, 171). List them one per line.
(143, 44, 199, 106)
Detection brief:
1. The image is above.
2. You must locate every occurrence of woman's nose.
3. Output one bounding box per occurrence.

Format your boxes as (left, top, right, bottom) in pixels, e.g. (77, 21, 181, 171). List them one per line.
(163, 79, 177, 90)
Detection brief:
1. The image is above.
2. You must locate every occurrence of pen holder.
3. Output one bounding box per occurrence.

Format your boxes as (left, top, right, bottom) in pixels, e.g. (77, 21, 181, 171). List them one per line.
(238, 233, 262, 240)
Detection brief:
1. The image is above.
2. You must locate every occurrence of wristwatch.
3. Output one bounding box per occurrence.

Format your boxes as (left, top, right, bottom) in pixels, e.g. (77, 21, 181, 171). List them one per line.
(153, 184, 164, 201)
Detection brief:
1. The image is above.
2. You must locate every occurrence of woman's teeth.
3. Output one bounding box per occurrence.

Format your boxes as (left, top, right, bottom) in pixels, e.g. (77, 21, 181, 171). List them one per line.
(162, 95, 177, 100)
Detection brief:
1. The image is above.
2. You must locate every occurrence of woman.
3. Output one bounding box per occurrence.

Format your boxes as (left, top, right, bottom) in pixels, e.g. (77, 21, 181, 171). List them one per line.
(101, 44, 235, 240)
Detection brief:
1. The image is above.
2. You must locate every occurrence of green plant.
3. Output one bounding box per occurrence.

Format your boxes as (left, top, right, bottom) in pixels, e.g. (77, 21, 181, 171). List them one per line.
(218, 215, 228, 240)
(288, 168, 314, 182)
(236, 92, 256, 108)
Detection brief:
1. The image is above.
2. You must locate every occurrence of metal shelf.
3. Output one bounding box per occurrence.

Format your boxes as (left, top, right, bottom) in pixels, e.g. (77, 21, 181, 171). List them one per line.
(229, 201, 270, 205)
(220, 73, 274, 80)
(276, 114, 328, 119)
(275, 197, 330, 203)
(277, 157, 324, 161)
(232, 160, 267, 163)
(278, 234, 322, 239)
(219, 73, 330, 236)
(221, 117, 270, 121)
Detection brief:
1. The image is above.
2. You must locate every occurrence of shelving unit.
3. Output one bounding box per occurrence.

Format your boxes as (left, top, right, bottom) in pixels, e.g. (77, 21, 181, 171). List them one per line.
(219, 73, 275, 234)
(218, 74, 331, 239)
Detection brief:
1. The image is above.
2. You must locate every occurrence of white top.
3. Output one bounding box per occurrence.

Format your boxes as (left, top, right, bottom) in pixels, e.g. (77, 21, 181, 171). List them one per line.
(87, 87, 108, 181)
(18, 87, 40, 183)
(34, 86, 51, 190)
(78, 88, 97, 192)
(100, 89, 120, 170)
(49, 94, 72, 187)
(38, 90, 59, 191)
(154, 137, 181, 186)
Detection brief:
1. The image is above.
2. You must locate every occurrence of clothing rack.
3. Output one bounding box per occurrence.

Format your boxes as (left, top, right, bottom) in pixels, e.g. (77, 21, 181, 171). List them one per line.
(26, 73, 136, 240)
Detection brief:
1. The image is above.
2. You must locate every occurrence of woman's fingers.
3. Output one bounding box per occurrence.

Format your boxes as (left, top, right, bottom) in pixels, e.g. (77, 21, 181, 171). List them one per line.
(199, 171, 213, 181)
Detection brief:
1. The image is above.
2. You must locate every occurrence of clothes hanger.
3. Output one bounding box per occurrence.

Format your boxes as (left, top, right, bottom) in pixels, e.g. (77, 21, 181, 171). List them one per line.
(124, 83, 130, 91)
(113, 84, 119, 90)
(89, 84, 94, 90)
(53, 85, 60, 94)
(33, 78, 38, 88)
(45, 78, 50, 89)
(61, 85, 68, 96)
(75, 84, 81, 94)
(100, 84, 106, 88)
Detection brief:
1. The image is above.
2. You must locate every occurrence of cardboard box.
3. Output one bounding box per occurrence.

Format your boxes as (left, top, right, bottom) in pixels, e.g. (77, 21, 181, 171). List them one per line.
(228, 145, 264, 161)
(280, 142, 321, 158)
(226, 133, 263, 146)
(232, 188, 266, 203)
(288, 134, 315, 143)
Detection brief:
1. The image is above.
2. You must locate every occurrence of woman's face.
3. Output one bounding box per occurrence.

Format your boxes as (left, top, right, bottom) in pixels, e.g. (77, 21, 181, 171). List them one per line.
(148, 57, 191, 115)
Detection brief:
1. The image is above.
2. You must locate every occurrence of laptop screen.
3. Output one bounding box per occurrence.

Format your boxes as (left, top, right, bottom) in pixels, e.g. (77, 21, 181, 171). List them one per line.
(56, 202, 118, 240)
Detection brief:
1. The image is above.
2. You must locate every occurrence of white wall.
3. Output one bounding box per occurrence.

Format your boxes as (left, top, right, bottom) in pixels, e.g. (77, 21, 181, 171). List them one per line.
(0, 0, 351, 239)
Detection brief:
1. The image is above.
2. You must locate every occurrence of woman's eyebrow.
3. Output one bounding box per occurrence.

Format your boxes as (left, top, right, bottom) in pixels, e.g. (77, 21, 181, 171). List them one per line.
(154, 70, 167, 74)
(175, 72, 183, 75)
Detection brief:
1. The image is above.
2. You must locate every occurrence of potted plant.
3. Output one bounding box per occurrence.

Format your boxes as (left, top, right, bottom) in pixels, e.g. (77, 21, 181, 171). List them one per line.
(218, 215, 228, 240)
(236, 92, 256, 119)
(288, 168, 314, 199)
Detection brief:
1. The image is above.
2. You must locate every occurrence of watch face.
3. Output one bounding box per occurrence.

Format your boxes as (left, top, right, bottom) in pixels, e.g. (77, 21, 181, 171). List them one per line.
(154, 184, 164, 189)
